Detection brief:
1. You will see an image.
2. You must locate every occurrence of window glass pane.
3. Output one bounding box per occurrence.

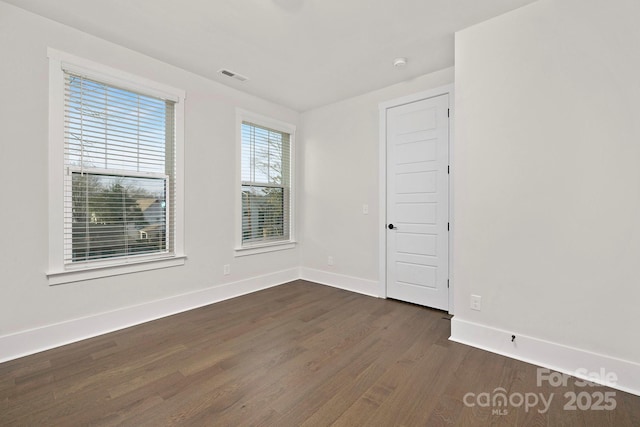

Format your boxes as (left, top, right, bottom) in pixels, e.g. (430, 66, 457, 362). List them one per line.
(240, 120, 291, 246)
(64, 72, 175, 264)
(71, 173, 167, 262)
(242, 186, 284, 242)
(65, 74, 167, 174)
(241, 122, 288, 185)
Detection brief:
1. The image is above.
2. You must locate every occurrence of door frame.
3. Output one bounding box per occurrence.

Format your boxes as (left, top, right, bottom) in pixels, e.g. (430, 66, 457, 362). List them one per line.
(378, 84, 455, 314)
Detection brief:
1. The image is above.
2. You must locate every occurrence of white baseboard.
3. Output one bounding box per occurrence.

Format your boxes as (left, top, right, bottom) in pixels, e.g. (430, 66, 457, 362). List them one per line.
(0, 268, 299, 363)
(450, 317, 640, 397)
(10, 270, 637, 400)
(300, 267, 380, 298)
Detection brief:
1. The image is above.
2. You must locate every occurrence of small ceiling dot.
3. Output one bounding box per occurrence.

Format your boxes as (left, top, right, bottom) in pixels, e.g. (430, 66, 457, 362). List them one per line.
(393, 57, 407, 67)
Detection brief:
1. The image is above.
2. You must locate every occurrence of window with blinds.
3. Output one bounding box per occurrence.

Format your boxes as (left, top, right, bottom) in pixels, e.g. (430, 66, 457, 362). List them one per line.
(241, 121, 291, 245)
(64, 72, 176, 264)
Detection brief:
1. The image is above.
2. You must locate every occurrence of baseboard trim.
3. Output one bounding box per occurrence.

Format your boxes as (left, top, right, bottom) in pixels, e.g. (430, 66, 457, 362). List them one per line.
(0, 268, 300, 363)
(300, 267, 380, 298)
(9, 270, 636, 399)
(450, 317, 640, 397)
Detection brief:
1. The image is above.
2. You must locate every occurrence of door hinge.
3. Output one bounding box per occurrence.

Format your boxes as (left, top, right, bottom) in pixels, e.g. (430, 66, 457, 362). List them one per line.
(447, 222, 450, 231)
(447, 279, 450, 288)
(447, 165, 450, 174)
(447, 108, 450, 117)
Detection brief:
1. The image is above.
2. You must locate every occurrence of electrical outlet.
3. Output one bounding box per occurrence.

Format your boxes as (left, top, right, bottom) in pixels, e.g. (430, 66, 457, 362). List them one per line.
(470, 295, 482, 311)
(362, 204, 369, 215)
(223, 264, 230, 275)
(328, 256, 334, 266)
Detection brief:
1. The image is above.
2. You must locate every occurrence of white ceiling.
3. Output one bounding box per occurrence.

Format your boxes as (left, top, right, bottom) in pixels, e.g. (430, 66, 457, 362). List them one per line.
(4, 0, 538, 111)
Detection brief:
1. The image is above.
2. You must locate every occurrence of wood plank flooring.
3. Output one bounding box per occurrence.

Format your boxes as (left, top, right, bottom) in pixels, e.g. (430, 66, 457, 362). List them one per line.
(1, 280, 638, 426)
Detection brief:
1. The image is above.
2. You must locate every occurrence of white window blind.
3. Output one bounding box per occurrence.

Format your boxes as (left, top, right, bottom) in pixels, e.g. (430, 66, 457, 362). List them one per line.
(64, 71, 176, 265)
(241, 121, 291, 245)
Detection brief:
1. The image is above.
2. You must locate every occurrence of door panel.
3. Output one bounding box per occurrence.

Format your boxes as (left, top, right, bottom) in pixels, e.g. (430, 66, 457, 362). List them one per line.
(386, 94, 449, 310)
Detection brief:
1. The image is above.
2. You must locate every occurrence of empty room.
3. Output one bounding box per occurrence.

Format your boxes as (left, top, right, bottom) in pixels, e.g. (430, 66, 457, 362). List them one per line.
(1, 0, 639, 425)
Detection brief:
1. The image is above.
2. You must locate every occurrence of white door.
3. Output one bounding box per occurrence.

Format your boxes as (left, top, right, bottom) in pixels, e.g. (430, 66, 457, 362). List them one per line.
(386, 94, 449, 310)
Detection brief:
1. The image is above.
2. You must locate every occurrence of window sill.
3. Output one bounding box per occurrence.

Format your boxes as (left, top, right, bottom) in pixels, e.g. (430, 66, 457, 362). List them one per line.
(234, 241, 296, 257)
(47, 255, 186, 286)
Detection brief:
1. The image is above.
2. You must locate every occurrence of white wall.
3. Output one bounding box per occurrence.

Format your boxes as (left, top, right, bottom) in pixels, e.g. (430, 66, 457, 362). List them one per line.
(452, 0, 640, 393)
(300, 68, 454, 293)
(0, 1, 300, 357)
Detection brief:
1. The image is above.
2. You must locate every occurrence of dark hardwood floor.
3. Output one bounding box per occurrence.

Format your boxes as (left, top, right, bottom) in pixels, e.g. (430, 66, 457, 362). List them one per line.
(1, 280, 638, 426)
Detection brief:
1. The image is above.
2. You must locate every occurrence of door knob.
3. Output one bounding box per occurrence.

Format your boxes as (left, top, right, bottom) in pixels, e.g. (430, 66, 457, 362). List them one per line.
(388, 224, 396, 230)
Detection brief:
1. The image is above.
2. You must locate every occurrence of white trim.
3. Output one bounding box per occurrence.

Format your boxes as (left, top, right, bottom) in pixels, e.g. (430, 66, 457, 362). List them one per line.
(378, 84, 454, 111)
(67, 166, 168, 180)
(47, 256, 186, 285)
(236, 109, 297, 136)
(447, 92, 456, 314)
(450, 318, 640, 397)
(9, 267, 640, 400)
(235, 241, 297, 257)
(0, 268, 300, 363)
(378, 105, 387, 299)
(48, 50, 65, 275)
(300, 267, 381, 298)
(235, 108, 296, 254)
(47, 48, 185, 102)
(47, 48, 186, 284)
(378, 84, 455, 313)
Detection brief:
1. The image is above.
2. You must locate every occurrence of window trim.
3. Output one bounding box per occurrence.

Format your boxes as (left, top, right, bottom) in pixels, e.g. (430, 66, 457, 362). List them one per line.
(47, 48, 186, 285)
(235, 109, 296, 256)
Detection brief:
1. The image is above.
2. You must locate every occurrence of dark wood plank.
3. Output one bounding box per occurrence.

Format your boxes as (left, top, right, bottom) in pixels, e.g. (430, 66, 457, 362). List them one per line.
(0, 280, 638, 426)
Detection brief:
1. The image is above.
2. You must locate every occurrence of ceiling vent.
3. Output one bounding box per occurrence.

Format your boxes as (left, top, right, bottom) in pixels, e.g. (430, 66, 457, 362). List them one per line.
(217, 69, 249, 82)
